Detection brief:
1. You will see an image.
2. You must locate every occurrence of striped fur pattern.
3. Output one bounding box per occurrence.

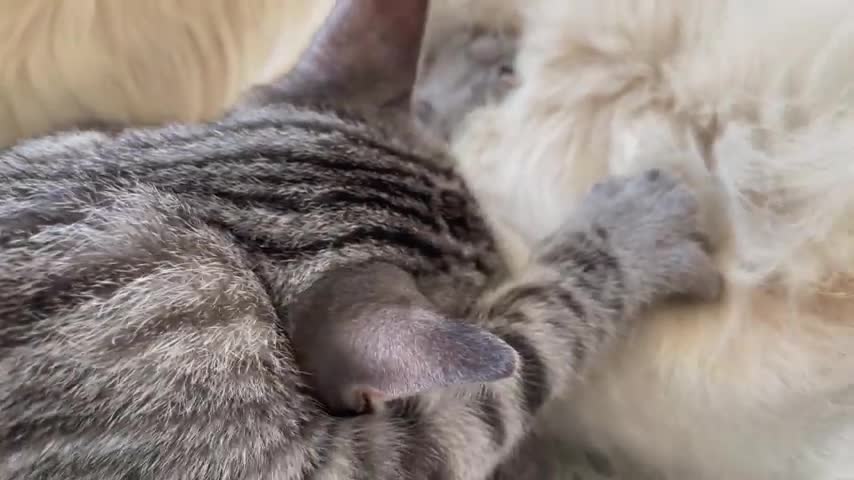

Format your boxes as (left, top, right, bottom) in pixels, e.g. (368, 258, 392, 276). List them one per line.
(0, 101, 718, 479)
(0, 0, 720, 477)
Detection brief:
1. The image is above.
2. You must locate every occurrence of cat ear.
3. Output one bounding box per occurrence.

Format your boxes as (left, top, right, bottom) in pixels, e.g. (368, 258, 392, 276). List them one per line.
(290, 262, 517, 415)
(240, 0, 430, 109)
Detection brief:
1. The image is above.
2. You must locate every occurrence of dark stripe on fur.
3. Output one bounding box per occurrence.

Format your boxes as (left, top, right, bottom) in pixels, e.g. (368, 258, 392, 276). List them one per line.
(391, 401, 449, 480)
(500, 328, 549, 416)
(571, 335, 588, 366)
(303, 419, 338, 476)
(351, 425, 378, 480)
(474, 392, 508, 448)
(205, 187, 440, 232)
(221, 225, 465, 271)
(553, 289, 586, 321)
(486, 284, 550, 319)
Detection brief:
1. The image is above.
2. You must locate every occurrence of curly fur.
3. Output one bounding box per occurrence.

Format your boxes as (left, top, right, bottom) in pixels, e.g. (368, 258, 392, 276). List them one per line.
(449, 0, 854, 478)
(0, 0, 334, 146)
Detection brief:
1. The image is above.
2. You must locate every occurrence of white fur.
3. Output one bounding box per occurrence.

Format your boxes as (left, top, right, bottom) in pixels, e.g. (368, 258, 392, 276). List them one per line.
(0, 0, 334, 147)
(451, 1, 854, 478)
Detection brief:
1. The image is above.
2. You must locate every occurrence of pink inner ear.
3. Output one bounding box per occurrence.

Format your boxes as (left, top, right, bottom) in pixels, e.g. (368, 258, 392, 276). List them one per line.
(351, 385, 387, 414)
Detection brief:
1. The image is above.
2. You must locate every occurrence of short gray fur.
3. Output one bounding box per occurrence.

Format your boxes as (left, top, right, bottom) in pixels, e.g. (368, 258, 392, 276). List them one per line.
(0, 1, 720, 478)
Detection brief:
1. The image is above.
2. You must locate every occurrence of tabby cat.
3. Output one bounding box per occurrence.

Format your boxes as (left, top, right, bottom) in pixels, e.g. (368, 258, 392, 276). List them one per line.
(0, 0, 720, 478)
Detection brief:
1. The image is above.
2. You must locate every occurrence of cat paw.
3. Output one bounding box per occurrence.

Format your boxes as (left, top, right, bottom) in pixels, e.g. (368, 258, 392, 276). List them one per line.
(565, 169, 721, 308)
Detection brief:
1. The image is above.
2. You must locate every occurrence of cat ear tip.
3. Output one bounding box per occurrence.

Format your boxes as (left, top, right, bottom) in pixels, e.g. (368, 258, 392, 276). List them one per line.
(490, 339, 519, 379)
(437, 321, 518, 381)
(471, 348, 517, 384)
(467, 328, 520, 380)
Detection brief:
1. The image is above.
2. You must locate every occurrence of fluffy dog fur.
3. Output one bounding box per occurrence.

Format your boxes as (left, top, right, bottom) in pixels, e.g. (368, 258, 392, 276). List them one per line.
(450, 1, 854, 478)
(0, 0, 334, 147)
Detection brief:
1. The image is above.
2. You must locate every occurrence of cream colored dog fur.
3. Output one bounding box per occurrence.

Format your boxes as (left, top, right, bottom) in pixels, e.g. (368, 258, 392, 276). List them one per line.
(450, 1, 854, 478)
(0, 0, 333, 147)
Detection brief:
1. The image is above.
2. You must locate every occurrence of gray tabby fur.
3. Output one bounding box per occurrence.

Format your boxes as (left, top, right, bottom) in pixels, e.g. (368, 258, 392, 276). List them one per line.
(0, 0, 720, 478)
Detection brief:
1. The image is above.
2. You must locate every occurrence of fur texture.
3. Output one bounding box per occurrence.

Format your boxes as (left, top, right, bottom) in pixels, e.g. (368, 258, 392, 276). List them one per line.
(449, 0, 854, 478)
(413, 25, 519, 145)
(0, 0, 334, 147)
(0, 70, 718, 480)
(0, 1, 721, 478)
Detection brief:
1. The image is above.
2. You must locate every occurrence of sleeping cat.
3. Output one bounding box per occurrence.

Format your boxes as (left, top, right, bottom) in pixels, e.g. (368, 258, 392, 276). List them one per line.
(0, 0, 721, 478)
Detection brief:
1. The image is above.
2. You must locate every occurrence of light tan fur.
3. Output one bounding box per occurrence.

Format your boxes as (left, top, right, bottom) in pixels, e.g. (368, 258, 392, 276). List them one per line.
(447, 0, 854, 478)
(0, 0, 334, 147)
(426, 0, 520, 36)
